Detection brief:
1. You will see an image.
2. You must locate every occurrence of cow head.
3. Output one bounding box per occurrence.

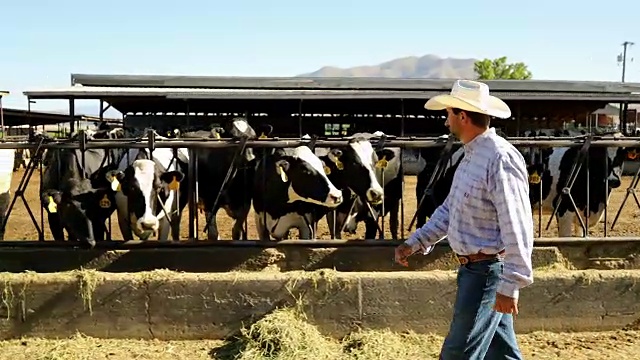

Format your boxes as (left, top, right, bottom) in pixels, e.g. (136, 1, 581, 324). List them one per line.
(106, 152, 185, 239)
(274, 146, 343, 208)
(224, 117, 258, 162)
(323, 137, 385, 205)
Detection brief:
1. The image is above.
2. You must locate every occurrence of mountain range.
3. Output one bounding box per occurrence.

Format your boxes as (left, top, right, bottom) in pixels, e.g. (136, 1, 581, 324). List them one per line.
(297, 54, 477, 78)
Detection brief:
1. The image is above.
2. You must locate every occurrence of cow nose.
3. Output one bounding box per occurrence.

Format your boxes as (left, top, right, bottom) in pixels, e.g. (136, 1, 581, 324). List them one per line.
(140, 218, 157, 230)
(329, 193, 343, 205)
(366, 189, 384, 204)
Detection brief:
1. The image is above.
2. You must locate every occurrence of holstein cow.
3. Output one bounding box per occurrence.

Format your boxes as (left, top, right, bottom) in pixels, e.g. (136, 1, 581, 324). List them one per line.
(179, 118, 269, 240)
(316, 132, 389, 239)
(521, 130, 631, 237)
(106, 129, 189, 241)
(253, 145, 343, 240)
(0, 149, 16, 240)
(40, 128, 126, 247)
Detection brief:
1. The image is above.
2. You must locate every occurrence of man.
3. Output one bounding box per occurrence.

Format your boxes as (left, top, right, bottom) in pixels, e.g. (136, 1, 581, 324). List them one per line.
(395, 79, 534, 359)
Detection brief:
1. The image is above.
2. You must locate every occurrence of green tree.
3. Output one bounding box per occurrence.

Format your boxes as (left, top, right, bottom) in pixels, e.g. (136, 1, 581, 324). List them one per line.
(473, 56, 532, 80)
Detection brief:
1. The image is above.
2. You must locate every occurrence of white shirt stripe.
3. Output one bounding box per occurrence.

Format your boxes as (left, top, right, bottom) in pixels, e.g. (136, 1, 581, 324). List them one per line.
(406, 128, 535, 299)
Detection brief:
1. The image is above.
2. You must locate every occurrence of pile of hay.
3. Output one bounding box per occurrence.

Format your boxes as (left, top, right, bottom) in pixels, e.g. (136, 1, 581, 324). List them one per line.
(211, 307, 444, 360)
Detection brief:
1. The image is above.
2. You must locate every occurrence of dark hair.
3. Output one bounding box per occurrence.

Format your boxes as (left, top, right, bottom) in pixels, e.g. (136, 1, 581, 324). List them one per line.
(451, 108, 490, 128)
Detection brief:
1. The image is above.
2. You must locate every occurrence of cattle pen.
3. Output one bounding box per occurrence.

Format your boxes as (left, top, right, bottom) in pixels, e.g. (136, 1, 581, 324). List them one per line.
(2, 76, 640, 359)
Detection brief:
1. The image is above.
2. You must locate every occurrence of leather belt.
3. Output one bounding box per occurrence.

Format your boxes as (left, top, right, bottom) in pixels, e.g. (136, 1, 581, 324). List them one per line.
(456, 250, 505, 265)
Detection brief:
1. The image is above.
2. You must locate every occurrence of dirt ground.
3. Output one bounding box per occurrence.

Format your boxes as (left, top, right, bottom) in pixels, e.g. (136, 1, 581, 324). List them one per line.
(0, 330, 638, 360)
(6, 168, 640, 241)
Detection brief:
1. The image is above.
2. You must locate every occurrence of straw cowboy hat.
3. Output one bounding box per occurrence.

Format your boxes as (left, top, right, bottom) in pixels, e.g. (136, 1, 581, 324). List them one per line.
(424, 79, 512, 119)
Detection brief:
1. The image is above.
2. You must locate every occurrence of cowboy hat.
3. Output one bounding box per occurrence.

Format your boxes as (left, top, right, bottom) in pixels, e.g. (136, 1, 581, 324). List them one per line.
(424, 79, 511, 119)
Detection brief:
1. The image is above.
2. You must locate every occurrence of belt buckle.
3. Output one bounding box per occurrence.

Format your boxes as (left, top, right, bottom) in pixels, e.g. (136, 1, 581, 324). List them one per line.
(458, 255, 470, 265)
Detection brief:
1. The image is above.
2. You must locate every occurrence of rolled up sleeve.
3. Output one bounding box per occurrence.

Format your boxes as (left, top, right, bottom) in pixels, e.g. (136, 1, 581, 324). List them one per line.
(489, 153, 535, 299)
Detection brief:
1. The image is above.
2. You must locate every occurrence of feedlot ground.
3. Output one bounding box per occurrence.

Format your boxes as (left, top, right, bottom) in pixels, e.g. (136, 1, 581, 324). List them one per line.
(7, 169, 640, 241)
(1, 331, 639, 360)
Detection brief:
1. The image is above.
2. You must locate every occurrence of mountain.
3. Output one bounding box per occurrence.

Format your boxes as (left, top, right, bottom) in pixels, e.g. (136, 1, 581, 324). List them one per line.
(297, 54, 478, 79)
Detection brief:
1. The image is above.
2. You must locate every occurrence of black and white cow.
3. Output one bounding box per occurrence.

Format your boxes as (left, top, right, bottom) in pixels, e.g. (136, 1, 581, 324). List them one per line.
(253, 145, 343, 240)
(0, 149, 15, 240)
(40, 128, 125, 247)
(180, 118, 269, 240)
(315, 132, 388, 239)
(106, 129, 189, 241)
(521, 130, 631, 237)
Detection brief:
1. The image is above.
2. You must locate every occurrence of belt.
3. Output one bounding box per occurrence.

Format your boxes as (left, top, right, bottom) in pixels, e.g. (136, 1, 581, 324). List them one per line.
(456, 250, 505, 265)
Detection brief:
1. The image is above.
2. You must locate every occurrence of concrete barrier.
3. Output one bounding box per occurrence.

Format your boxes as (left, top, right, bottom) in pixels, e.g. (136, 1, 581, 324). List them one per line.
(0, 270, 638, 340)
(0, 245, 610, 273)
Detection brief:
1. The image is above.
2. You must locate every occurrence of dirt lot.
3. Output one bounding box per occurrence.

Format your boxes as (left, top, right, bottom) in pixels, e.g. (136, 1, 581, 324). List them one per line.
(0, 330, 638, 360)
(6, 169, 640, 241)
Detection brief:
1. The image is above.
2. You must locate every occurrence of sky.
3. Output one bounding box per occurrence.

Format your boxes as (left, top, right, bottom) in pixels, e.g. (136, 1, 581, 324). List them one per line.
(1, 0, 638, 117)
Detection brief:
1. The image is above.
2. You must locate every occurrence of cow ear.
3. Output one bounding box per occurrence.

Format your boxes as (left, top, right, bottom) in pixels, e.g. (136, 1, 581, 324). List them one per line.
(328, 149, 344, 170)
(275, 160, 290, 182)
(105, 170, 124, 192)
(160, 171, 184, 191)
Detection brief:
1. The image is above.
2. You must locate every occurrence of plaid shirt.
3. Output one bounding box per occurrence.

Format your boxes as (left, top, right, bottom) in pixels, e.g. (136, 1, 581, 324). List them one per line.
(406, 128, 534, 299)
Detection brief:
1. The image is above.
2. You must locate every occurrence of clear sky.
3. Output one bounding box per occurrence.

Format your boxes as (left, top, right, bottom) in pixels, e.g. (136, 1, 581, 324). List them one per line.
(1, 0, 638, 116)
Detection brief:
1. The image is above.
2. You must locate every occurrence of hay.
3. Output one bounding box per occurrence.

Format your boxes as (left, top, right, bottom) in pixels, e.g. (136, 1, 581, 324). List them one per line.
(214, 307, 342, 360)
(341, 329, 442, 359)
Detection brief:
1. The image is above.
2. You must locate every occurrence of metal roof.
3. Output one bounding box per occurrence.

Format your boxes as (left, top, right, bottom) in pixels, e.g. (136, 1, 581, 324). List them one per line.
(0, 91, 9, 97)
(23, 86, 640, 102)
(70, 73, 640, 94)
(0, 107, 122, 126)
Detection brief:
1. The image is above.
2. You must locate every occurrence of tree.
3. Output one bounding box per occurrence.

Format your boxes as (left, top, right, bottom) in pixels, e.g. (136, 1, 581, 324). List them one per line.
(473, 56, 532, 80)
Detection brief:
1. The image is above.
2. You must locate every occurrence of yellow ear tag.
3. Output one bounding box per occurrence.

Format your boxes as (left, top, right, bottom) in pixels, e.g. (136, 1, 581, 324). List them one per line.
(168, 176, 180, 191)
(259, 133, 267, 139)
(99, 194, 111, 208)
(335, 160, 344, 170)
(529, 171, 541, 184)
(277, 166, 288, 182)
(214, 132, 221, 139)
(46, 196, 57, 213)
(375, 156, 388, 169)
(323, 165, 331, 175)
(110, 178, 121, 192)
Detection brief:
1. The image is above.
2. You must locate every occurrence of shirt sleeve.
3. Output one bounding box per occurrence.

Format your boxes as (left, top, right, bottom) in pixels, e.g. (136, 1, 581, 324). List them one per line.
(488, 152, 535, 299)
(404, 195, 451, 255)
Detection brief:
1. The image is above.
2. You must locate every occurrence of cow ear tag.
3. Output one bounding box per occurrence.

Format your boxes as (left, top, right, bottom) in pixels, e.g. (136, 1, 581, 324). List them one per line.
(110, 178, 121, 192)
(277, 166, 288, 182)
(168, 176, 180, 191)
(46, 196, 57, 213)
(214, 132, 221, 139)
(323, 165, 331, 175)
(335, 159, 344, 170)
(375, 156, 388, 169)
(259, 132, 267, 139)
(99, 194, 111, 208)
(529, 171, 541, 184)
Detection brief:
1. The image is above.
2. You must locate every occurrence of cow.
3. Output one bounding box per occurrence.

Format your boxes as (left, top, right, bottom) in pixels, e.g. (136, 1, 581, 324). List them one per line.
(177, 118, 269, 241)
(0, 148, 16, 240)
(13, 148, 29, 171)
(315, 132, 388, 239)
(253, 145, 343, 240)
(105, 129, 189, 241)
(521, 130, 631, 237)
(40, 128, 126, 247)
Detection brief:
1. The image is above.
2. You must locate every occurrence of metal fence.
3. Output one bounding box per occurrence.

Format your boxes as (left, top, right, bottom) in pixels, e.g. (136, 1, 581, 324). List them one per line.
(2, 130, 640, 249)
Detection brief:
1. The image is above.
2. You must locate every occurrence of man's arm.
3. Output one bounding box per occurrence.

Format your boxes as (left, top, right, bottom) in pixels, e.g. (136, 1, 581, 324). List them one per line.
(489, 153, 535, 299)
(404, 195, 451, 255)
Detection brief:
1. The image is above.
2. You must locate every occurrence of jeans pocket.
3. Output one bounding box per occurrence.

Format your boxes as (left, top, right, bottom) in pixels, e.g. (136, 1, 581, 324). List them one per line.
(463, 259, 501, 276)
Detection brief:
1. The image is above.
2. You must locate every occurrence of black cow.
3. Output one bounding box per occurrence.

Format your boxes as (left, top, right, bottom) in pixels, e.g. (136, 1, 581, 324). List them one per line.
(253, 145, 343, 240)
(183, 118, 268, 240)
(106, 129, 189, 241)
(40, 128, 126, 247)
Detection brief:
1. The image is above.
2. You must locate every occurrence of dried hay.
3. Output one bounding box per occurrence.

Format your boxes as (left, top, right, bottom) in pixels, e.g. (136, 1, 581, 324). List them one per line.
(212, 306, 342, 360)
(341, 329, 442, 360)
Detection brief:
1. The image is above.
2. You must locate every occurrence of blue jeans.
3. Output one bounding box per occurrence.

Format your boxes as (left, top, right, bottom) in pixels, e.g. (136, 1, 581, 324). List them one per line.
(439, 259, 523, 360)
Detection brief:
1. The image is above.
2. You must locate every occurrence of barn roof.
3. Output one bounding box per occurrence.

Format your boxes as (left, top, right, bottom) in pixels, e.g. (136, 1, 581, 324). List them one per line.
(0, 107, 122, 127)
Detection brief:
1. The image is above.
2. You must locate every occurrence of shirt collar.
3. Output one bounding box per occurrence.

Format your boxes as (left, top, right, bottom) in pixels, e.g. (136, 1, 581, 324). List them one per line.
(464, 127, 496, 154)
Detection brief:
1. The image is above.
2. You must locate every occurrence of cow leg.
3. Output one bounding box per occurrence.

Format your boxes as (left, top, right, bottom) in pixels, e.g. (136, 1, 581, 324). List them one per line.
(92, 220, 106, 242)
(325, 211, 342, 239)
(157, 217, 171, 241)
(48, 213, 65, 241)
(556, 213, 574, 238)
(170, 213, 182, 241)
(231, 206, 250, 241)
(0, 192, 10, 241)
(205, 209, 220, 241)
(388, 199, 400, 240)
(254, 211, 271, 241)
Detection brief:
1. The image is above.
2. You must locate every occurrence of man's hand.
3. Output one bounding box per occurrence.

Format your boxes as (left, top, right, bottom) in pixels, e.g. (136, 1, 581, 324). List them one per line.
(394, 243, 415, 267)
(494, 293, 518, 316)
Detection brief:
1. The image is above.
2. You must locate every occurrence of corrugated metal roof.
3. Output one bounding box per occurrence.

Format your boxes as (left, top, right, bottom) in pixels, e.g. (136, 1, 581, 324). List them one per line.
(69, 73, 640, 94)
(22, 86, 640, 102)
